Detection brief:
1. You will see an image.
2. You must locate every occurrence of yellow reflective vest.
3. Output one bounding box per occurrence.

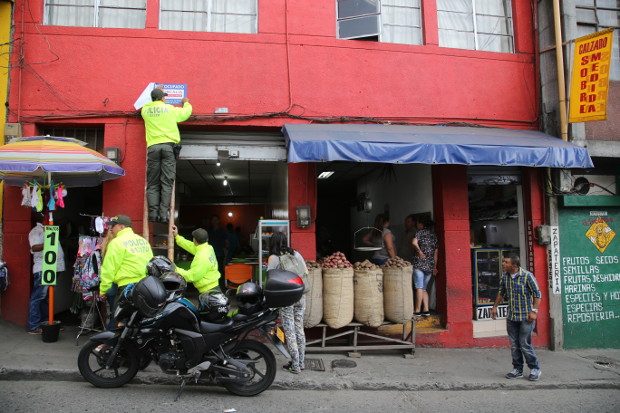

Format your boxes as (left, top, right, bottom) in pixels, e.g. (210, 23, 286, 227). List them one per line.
(174, 235, 221, 293)
(99, 228, 154, 295)
(141, 100, 192, 147)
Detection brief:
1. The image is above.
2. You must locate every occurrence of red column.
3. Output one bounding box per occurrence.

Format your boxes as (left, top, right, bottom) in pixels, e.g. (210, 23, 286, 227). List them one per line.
(1, 186, 34, 326)
(432, 165, 473, 345)
(287, 163, 316, 262)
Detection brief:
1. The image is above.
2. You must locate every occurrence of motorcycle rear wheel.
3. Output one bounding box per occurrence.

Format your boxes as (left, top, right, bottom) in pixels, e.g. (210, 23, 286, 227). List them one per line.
(78, 339, 140, 388)
(222, 340, 276, 396)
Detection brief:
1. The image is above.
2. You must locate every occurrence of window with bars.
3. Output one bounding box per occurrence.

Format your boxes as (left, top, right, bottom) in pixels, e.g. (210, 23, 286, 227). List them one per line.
(160, 0, 258, 33)
(41, 127, 105, 153)
(576, 0, 620, 80)
(336, 0, 422, 46)
(44, 0, 146, 28)
(437, 0, 514, 53)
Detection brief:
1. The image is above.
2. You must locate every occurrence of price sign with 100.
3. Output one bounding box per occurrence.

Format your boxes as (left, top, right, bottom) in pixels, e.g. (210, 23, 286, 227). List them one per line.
(42, 225, 59, 286)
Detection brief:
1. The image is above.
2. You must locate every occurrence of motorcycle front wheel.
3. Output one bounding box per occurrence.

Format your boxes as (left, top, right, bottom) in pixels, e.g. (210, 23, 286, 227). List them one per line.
(222, 340, 276, 396)
(78, 339, 140, 388)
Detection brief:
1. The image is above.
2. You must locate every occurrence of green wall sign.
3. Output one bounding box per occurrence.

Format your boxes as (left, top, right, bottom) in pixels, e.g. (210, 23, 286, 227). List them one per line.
(559, 207, 619, 349)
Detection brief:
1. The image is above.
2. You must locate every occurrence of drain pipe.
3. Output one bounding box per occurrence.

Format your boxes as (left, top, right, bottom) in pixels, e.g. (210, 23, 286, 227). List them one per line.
(553, 0, 569, 141)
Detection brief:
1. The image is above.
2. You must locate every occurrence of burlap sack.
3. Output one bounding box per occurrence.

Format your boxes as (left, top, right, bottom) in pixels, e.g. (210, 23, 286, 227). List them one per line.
(383, 266, 414, 323)
(353, 268, 384, 327)
(322, 267, 354, 329)
(303, 267, 323, 328)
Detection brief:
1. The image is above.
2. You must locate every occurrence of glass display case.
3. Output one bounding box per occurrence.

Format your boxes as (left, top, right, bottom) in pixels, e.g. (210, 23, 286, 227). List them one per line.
(252, 219, 289, 287)
(472, 248, 517, 319)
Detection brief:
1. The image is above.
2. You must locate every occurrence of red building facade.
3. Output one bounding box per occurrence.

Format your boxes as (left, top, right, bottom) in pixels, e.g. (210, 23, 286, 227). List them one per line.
(2, 0, 552, 347)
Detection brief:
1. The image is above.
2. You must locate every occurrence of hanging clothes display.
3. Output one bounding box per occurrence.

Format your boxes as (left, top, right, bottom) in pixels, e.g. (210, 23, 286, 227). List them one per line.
(72, 235, 103, 302)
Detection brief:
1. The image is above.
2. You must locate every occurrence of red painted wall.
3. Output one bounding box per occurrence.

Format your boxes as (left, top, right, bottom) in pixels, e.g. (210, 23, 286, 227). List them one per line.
(2, 1, 548, 348)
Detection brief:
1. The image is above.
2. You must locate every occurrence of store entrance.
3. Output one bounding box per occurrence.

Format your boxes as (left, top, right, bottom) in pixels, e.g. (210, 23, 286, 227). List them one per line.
(468, 167, 526, 336)
(173, 130, 287, 287)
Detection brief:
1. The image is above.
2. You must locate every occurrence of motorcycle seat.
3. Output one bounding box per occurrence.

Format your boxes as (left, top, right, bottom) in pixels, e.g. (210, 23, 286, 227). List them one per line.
(199, 319, 234, 333)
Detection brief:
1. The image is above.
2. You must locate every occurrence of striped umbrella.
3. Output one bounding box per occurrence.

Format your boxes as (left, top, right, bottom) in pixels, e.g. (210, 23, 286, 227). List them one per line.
(0, 136, 125, 187)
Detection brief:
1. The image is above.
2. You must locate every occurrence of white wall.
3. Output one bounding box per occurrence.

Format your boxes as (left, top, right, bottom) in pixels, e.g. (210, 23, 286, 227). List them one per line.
(352, 163, 433, 258)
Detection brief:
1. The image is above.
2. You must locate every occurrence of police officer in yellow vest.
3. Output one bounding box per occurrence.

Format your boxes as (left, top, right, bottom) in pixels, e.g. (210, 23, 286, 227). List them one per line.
(172, 225, 222, 302)
(99, 215, 154, 300)
(141, 88, 192, 223)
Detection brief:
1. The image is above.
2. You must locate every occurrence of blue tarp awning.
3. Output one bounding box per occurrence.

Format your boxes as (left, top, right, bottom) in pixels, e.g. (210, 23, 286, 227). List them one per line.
(282, 124, 594, 168)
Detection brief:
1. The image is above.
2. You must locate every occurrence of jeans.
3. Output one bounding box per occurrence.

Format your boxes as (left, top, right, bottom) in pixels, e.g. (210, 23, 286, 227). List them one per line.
(506, 319, 539, 371)
(413, 269, 432, 290)
(28, 272, 49, 331)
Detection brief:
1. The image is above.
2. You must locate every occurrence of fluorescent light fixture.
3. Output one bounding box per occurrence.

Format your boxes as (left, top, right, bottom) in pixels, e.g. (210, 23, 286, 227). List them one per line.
(318, 171, 335, 179)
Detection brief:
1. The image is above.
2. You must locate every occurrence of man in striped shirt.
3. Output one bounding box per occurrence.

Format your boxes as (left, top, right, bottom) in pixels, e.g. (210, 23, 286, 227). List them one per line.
(491, 254, 542, 381)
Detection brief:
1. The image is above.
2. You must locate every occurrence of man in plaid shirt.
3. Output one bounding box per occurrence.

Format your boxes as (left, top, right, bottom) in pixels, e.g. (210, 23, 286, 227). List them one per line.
(491, 254, 542, 381)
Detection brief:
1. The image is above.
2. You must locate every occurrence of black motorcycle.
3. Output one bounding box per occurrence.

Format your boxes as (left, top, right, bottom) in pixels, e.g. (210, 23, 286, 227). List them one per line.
(77, 269, 303, 398)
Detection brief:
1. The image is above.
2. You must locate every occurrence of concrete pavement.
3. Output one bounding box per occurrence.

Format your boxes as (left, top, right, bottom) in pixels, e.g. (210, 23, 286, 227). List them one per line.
(0, 319, 619, 391)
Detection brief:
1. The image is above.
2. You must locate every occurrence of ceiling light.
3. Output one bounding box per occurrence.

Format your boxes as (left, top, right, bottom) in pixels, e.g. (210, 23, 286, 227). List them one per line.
(223, 176, 228, 186)
(216, 160, 221, 167)
(318, 171, 335, 179)
(227, 211, 233, 218)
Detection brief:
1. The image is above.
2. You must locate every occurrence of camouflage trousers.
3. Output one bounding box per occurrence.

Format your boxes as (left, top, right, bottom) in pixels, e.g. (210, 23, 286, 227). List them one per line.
(279, 295, 306, 371)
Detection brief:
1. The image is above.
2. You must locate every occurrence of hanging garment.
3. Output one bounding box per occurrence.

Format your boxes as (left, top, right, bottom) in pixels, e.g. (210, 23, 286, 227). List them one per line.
(35, 186, 43, 212)
(48, 181, 56, 211)
(56, 185, 66, 208)
(21, 185, 31, 207)
(30, 185, 39, 209)
(95, 217, 104, 234)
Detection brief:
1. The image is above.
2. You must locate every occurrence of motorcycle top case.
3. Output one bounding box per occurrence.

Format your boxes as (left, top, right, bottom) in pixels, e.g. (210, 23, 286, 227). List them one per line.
(263, 269, 304, 308)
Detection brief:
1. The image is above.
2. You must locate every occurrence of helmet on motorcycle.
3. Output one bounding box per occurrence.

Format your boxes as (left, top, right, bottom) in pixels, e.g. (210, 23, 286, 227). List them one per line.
(236, 282, 264, 315)
(130, 276, 167, 317)
(199, 290, 229, 322)
(159, 271, 187, 301)
(146, 256, 174, 279)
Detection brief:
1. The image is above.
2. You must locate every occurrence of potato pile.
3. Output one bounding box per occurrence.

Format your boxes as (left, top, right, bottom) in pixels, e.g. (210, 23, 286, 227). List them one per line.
(381, 256, 412, 268)
(353, 259, 380, 270)
(306, 260, 321, 269)
(321, 251, 353, 269)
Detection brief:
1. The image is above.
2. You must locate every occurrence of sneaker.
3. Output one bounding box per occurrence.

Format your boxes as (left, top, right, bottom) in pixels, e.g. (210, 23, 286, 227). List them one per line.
(505, 369, 523, 379)
(283, 362, 304, 371)
(282, 361, 306, 370)
(422, 311, 431, 317)
(27, 328, 42, 335)
(284, 365, 301, 374)
(414, 312, 423, 318)
(529, 368, 541, 381)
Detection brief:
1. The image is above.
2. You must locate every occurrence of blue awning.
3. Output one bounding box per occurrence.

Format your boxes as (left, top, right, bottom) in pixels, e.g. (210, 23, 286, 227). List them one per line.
(282, 124, 594, 168)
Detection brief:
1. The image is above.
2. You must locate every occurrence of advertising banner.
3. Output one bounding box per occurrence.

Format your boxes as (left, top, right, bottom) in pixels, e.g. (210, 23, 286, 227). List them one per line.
(568, 28, 614, 123)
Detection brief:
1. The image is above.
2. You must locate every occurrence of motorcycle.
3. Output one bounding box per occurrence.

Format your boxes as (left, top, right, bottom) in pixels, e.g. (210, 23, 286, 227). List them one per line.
(77, 269, 304, 399)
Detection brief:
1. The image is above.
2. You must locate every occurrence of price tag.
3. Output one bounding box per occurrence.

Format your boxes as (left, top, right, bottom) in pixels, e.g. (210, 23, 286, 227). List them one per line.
(41, 226, 59, 286)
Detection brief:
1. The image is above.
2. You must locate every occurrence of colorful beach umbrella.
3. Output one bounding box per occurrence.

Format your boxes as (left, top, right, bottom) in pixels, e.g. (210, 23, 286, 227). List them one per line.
(0, 136, 125, 187)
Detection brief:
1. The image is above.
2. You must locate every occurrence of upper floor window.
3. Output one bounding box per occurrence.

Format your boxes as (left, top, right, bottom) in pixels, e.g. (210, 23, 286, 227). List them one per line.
(437, 0, 514, 53)
(576, 0, 619, 80)
(44, 0, 146, 29)
(160, 0, 258, 33)
(336, 0, 422, 46)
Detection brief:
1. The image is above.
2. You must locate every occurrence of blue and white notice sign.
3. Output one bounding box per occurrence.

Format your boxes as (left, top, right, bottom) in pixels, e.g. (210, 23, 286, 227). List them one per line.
(154, 83, 187, 105)
(134, 82, 188, 109)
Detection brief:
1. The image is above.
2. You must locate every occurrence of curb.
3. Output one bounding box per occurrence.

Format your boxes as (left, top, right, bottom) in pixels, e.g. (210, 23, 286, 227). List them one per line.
(2, 368, 620, 391)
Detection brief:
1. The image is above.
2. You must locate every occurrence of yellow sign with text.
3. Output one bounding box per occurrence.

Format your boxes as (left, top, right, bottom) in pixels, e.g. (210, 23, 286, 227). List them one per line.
(568, 28, 614, 123)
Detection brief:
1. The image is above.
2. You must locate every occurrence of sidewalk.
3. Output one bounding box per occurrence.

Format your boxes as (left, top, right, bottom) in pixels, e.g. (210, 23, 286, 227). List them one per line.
(1, 319, 619, 391)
